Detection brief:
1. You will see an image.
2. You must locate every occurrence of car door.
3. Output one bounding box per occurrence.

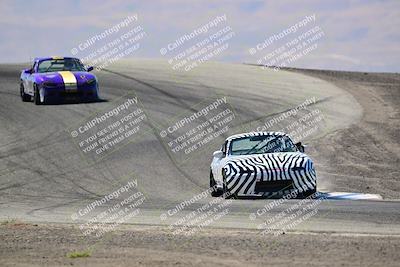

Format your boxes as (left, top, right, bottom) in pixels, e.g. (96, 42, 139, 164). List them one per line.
(25, 62, 37, 95)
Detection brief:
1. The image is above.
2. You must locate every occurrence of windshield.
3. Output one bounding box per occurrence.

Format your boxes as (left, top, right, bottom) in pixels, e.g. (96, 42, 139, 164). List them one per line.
(37, 58, 86, 73)
(229, 135, 297, 155)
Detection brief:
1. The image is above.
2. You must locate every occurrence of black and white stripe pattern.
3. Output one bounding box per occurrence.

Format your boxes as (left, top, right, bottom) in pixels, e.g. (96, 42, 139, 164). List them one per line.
(222, 132, 316, 197)
(225, 131, 289, 143)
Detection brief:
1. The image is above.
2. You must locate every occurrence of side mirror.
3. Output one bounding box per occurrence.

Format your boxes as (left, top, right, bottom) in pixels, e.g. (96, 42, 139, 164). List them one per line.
(24, 68, 32, 74)
(87, 66, 94, 72)
(295, 142, 305, 153)
(213, 150, 224, 159)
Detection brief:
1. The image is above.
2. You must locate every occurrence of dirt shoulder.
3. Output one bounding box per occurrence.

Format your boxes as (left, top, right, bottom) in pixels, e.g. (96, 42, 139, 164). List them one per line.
(287, 69, 400, 199)
(1, 222, 399, 267)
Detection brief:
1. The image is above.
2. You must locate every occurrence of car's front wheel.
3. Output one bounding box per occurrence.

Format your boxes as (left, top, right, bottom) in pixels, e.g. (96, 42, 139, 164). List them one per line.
(210, 171, 223, 197)
(20, 83, 30, 102)
(222, 174, 236, 199)
(33, 84, 44, 105)
(298, 188, 317, 198)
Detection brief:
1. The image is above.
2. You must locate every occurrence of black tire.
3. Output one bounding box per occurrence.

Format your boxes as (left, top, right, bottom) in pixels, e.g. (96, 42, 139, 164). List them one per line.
(33, 84, 42, 105)
(222, 175, 236, 199)
(20, 83, 30, 102)
(210, 171, 222, 197)
(300, 188, 317, 199)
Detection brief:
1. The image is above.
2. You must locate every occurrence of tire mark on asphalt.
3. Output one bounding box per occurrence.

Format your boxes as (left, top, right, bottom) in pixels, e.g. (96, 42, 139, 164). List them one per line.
(101, 68, 210, 189)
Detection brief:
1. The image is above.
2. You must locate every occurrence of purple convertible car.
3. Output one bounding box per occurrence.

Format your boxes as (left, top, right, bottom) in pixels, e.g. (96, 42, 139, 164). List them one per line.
(20, 57, 99, 104)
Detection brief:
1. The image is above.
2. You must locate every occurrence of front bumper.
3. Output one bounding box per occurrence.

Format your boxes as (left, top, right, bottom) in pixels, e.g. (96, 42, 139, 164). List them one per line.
(41, 84, 98, 102)
(223, 168, 316, 198)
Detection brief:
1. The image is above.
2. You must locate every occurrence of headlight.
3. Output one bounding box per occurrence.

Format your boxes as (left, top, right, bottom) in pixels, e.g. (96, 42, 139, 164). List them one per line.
(291, 166, 305, 171)
(86, 78, 96, 84)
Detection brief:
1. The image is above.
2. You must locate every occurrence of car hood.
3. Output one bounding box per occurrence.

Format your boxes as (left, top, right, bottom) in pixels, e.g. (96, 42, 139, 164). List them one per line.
(35, 71, 96, 84)
(224, 152, 313, 174)
(227, 151, 308, 161)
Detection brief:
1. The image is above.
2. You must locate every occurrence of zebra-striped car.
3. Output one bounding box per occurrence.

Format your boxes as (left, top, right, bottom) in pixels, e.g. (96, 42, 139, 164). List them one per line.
(210, 132, 317, 198)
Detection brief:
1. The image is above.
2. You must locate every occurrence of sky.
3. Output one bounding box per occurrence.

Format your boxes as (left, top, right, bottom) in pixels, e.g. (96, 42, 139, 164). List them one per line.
(0, 0, 399, 72)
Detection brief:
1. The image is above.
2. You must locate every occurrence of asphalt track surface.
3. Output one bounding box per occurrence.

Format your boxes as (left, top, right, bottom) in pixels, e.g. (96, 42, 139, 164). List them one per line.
(0, 59, 399, 235)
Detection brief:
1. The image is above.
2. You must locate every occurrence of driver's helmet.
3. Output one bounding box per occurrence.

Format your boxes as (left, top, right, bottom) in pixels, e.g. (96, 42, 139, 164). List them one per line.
(64, 60, 74, 70)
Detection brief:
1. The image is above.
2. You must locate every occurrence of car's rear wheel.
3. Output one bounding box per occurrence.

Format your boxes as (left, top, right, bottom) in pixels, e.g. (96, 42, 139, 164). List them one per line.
(210, 171, 222, 197)
(20, 83, 30, 102)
